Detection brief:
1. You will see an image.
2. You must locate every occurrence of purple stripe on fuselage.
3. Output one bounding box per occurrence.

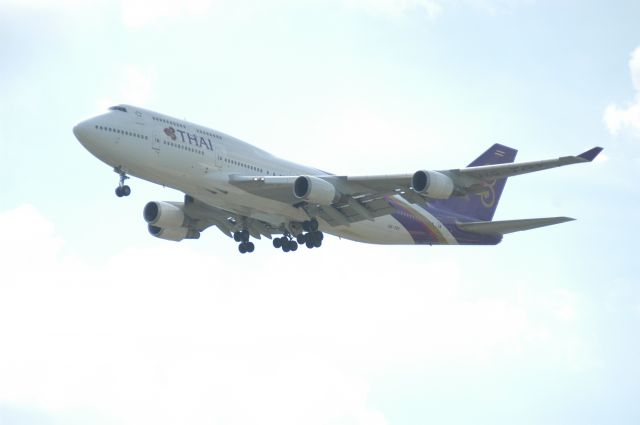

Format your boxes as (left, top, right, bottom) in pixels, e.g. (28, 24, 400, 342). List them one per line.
(388, 200, 503, 246)
(426, 204, 503, 245)
(391, 210, 438, 245)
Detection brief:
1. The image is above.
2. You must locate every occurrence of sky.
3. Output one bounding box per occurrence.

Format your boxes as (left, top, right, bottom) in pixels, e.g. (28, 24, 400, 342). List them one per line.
(1, 0, 640, 424)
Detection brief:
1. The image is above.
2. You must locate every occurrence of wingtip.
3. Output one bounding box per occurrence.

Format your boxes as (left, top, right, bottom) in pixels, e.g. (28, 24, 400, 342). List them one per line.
(553, 216, 576, 225)
(578, 147, 603, 162)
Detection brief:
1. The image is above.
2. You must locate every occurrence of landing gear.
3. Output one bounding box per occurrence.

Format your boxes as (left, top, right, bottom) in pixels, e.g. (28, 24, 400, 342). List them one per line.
(273, 234, 298, 253)
(233, 229, 249, 243)
(115, 185, 131, 197)
(234, 229, 254, 254)
(114, 167, 131, 197)
(235, 219, 324, 255)
(238, 241, 255, 254)
(272, 219, 323, 253)
(302, 218, 319, 232)
(299, 219, 323, 249)
(303, 230, 323, 249)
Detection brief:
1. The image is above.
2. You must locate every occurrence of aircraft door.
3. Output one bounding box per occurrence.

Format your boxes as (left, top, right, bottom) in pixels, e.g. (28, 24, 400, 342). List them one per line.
(152, 132, 161, 152)
(214, 145, 224, 168)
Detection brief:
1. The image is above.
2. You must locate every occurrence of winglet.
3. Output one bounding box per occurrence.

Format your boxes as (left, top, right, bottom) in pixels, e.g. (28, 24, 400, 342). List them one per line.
(578, 147, 603, 162)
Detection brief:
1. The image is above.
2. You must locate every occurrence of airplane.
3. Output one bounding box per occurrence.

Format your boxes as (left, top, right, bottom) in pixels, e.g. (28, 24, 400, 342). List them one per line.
(73, 104, 602, 254)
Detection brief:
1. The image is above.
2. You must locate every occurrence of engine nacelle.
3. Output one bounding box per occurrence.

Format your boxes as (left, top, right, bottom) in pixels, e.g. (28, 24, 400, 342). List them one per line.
(293, 176, 337, 205)
(411, 170, 455, 199)
(143, 201, 185, 228)
(148, 225, 200, 242)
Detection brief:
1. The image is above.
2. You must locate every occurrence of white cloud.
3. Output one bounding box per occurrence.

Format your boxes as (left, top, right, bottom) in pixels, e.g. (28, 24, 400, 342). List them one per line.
(604, 46, 640, 137)
(0, 205, 598, 424)
(0, 205, 390, 424)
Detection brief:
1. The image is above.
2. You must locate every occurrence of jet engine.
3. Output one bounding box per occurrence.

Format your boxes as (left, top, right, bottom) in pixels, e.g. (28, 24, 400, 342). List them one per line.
(293, 176, 338, 205)
(143, 201, 185, 228)
(147, 224, 200, 242)
(143, 201, 200, 242)
(411, 170, 455, 199)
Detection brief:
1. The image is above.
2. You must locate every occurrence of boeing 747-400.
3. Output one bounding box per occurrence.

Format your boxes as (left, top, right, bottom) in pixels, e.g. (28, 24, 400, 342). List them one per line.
(73, 104, 602, 254)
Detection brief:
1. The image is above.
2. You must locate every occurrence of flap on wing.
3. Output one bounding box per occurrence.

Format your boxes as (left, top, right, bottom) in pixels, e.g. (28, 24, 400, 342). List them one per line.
(457, 217, 575, 235)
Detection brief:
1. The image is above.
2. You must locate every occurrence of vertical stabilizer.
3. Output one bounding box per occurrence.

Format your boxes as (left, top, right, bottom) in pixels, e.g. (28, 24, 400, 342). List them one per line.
(431, 144, 517, 221)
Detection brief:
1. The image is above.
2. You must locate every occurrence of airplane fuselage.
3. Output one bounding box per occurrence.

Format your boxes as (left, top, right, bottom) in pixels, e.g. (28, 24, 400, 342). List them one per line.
(74, 104, 596, 251)
(74, 105, 441, 245)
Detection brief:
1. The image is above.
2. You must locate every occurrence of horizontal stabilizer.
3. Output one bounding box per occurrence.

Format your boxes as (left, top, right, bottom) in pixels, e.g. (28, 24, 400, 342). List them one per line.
(457, 217, 575, 235)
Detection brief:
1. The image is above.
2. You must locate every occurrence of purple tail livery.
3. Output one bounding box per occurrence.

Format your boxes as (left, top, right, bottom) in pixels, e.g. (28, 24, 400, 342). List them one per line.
(431, 144, 517, 222)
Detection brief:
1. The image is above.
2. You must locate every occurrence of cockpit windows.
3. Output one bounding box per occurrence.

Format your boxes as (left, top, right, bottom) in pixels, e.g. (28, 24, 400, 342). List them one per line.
(109, 106, 128, 113)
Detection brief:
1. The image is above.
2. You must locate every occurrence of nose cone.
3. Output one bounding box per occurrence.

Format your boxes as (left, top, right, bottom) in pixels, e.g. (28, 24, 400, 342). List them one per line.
(73, 119, 93, 146)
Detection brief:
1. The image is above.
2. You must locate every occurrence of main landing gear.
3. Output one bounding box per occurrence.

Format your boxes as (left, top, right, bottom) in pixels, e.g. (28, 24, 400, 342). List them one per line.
(233, 219, 323, 255)
(234, 229, 255, 254)
(296, 230, 324, 249)
(272, 219, 324, 253)
(299, 218, 323, 249)
(114, 167, 131, 197)
(272, 234, 298, 252)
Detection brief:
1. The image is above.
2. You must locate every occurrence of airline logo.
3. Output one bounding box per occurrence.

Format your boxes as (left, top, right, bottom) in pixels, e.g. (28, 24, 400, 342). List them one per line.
(163, 127, 213, 151)
(479, 180, 497, 208)
(164, 127, 177, 140)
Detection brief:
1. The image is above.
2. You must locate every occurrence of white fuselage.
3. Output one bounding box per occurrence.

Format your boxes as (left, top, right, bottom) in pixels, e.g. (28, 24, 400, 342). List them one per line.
(73, 104, 441, 245)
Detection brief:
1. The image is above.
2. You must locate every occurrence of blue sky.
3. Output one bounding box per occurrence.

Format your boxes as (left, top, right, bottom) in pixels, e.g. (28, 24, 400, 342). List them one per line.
(1, 1, 640, 424)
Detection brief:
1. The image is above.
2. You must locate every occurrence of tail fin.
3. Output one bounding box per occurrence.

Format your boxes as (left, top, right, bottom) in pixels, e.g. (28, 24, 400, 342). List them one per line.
(431, 143, 518, 221)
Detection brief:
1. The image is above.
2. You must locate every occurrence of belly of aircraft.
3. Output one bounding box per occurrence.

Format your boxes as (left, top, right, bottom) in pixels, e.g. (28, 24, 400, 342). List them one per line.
(327, 216, 415, 245)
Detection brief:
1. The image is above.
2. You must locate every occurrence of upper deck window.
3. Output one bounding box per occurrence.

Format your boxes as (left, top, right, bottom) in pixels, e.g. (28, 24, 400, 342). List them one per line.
(109, 106, 128, 113)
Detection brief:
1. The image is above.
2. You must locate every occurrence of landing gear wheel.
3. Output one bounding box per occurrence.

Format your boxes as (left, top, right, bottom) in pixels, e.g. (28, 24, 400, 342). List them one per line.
(282, 242, 291, 253)
(273, 238, 282, 249)
(234, 229, 250, 243)
(301, 231, 324, 249)
(302, 218, 319, 232)
(114, 167, 130, 197)
(289, 241, 298, 251)
(296, 233, 307, 244)
(238, 241, 255, 254)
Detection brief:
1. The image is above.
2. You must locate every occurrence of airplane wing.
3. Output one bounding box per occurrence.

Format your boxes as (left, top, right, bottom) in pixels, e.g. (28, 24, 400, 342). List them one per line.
(228, 146, 602, 227)
(446, 147, 603, 182)
(181, 195, 280, 240)
(331, 146, 603, 198)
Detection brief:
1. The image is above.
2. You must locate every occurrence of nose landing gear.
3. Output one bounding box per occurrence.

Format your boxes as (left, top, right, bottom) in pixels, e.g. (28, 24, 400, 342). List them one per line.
(114, 167, 131, 197)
